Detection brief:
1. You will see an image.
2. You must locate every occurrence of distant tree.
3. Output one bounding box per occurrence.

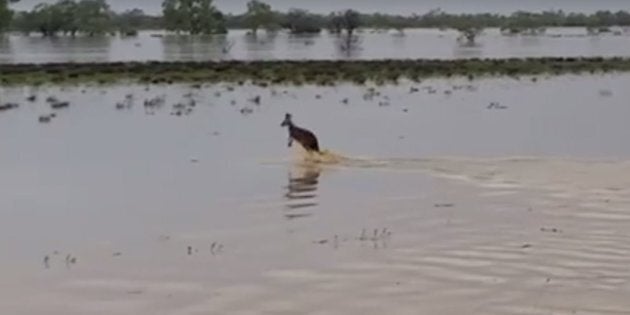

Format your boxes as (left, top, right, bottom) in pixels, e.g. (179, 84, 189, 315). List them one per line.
(341, 9, 360, 36)
(11, 0, 112, 36)
(328, 9, 361, 35)
(283, 9, 321, 34)
(56, 0, 79, 36)
(390, 16, 410, 35)
(457, 26, 483, 44)
(74, 0, 112, 36)
(116, 8, 145, 36)
(30, 3, 66, 36)
(11, 11, 32, 34)
(614, 10, 630, 25)
(244, 0, 276, 35)
(501, 11, 546, 35)
(328, 10, 362, 57)
(327, 12, 344, 34)
(162, 0, 225, 34)
(0, 0, 19, 32)
(453, 19, 483, 45)
(369, 13, 391, 31)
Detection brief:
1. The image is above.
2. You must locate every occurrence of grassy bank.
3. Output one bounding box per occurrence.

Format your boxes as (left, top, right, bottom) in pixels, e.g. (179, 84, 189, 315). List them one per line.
(1, 57, 629, 86)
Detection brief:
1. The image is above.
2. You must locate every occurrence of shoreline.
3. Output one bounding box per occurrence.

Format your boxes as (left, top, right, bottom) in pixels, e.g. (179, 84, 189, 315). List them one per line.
(1, 57, 628, 86)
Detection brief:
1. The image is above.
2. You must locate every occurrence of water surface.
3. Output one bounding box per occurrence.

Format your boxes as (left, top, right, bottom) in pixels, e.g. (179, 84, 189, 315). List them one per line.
(2, 28, 630, 63)
(1, 74, 630, 314)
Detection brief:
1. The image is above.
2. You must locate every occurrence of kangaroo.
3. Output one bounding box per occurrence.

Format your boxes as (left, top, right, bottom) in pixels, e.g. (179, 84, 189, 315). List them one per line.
(281, 113, 320, 152)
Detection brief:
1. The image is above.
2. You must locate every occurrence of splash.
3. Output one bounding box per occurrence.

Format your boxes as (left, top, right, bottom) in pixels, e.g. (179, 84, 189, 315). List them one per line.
(301, 149, 349, 165)
(289, 145, 388, 169)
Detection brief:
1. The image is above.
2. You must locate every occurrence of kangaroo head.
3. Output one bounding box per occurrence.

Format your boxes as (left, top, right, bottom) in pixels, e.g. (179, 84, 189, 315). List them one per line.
(281, 113, 293, 127)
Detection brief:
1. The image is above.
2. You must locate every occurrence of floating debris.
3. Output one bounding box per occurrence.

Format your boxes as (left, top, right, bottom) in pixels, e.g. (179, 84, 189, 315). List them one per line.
(249, 95, 261, 105)
(540, 227, 562, 233)
(144, 95, 166, 114)
(434, 203, 455, 208)
(38, 114, 53, 123)
(210, 242, 224, 255)
(0, 102, 19, 111)
(65, 254, 77, 267)
(487, 102, 508, 110)
(51, 101, 70, 109)
(598, 89, 613, 97)
(358, 227, 392, 249)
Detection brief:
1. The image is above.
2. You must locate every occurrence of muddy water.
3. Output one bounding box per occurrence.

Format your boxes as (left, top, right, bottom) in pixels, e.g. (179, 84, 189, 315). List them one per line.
(2, 28, 630, 63)
(1, 74, 630, 314)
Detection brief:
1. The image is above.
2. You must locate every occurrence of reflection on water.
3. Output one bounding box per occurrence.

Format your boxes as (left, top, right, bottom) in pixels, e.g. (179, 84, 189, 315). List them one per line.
(0, 36, 11, 63)
(284, 163, 321, 219)
(2, 28, 630, 63)
(243, 32, 278, 60)
(161, 34, 230, 61)
(334, 34, 363, 59)
(452, 43, 483, 58)
(3, 35, 112, 63)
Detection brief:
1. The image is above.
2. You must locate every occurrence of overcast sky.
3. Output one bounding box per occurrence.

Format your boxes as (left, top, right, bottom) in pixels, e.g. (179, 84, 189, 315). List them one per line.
(11, 0, 630, 15)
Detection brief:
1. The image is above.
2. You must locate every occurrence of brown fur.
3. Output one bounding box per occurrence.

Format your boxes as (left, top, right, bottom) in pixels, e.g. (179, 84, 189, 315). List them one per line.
(281, 113, 320, 152)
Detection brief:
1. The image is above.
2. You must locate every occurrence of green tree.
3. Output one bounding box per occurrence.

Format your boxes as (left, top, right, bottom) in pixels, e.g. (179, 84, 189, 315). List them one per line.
(162, 0, 225, 34)
(116, 8, 145, 36)
(56, 0, 79, 36)
(76, 0, 112, 36)
(11, 11, 33, 35)
(244, 0, 276, 35)
(11, 0, 111, 37)
(328, 10, 361, 35)
(341, 9, 360, 36)
(30, 3, 66, 36)
(283, 9, 321, 34)
(327, 12, 344, 34)
(0, 0, 19, 32)
(452, 17, 483, 45)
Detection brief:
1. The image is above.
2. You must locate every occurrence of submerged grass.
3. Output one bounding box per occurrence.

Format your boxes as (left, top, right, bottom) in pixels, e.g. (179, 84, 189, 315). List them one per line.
(1, 57, 629, 86)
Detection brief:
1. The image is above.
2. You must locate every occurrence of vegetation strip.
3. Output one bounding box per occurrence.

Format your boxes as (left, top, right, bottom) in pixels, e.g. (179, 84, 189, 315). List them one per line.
(1, 57, 628, 85)
(3, 0, 630, 37)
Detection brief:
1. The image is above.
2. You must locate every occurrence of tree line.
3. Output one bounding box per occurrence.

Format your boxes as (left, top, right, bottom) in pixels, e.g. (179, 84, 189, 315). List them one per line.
(2, 0, 630, 37)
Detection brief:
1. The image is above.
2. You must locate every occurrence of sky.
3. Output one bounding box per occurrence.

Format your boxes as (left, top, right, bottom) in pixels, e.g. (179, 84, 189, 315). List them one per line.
(10, 0, 630, 15)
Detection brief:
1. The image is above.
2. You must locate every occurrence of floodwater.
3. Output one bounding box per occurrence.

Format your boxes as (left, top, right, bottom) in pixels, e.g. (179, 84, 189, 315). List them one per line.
(1, 74, 630, 314)
(1, 28, 630, 63)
